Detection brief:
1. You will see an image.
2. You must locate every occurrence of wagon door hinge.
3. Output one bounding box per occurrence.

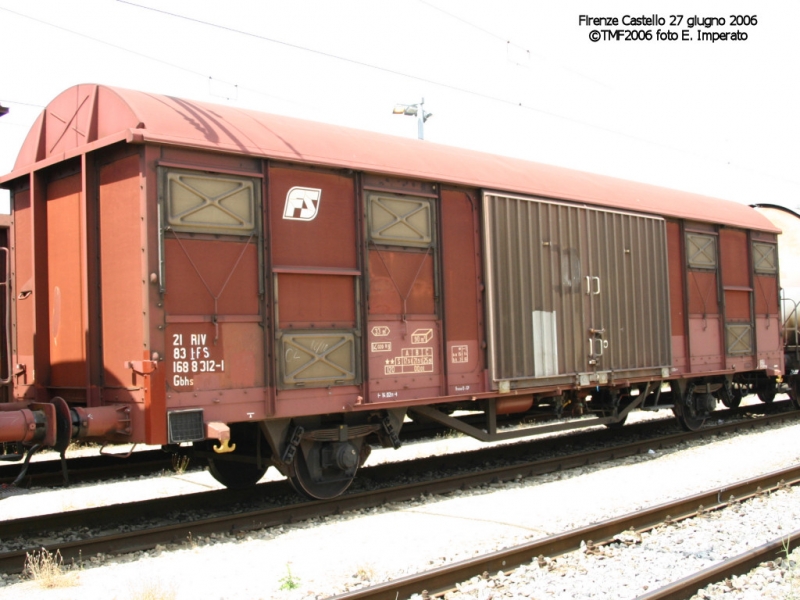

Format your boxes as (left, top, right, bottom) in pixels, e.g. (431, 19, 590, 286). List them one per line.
(124, 360, 158, 375)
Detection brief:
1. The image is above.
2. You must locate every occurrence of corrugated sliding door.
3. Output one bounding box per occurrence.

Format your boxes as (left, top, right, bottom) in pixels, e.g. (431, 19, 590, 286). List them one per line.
(482, 192, 671, 389)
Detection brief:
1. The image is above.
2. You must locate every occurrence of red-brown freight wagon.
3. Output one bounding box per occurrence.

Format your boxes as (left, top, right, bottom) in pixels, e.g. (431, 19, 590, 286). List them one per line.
(0, 85, 791, 498)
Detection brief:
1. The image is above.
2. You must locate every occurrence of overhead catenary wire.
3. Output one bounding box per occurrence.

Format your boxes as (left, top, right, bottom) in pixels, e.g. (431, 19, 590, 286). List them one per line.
(0, 2, 794, 190)
(114, 1, 799, 187)
(0, 5, 292, 106)
(415, 0, 531, 57)
(113, 1, 653, 140)
(415, 0, 608, 86)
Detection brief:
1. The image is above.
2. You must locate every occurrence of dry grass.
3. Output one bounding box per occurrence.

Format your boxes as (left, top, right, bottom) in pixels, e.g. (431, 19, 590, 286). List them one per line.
(24, 548, 78, 589)
(129, 581, 177, 600)
(355, 563, 376, 581)
(171, 453, 191, 475)
(783, 544, 800, 599)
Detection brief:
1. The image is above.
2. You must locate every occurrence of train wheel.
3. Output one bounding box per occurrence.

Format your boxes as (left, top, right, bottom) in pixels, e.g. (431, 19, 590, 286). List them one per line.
(675, 384, 711, 431)
(204, 423, 270, 489)
(757, 388, 776, 403)
(207, 457, 268, 489)
(720, 379, 742, 409)
(289, 440, 358, 500)
(788, 378, 800, 409)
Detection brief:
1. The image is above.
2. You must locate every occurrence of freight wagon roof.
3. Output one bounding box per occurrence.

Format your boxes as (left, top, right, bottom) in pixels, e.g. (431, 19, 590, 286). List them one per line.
(2, 84, 778, 233)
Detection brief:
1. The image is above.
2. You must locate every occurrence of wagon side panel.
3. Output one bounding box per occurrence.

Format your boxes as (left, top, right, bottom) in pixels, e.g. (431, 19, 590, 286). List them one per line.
(11, 187, 35, 397)
(667, 220, 688, 374)
(268, 165, 363, 416)
(751, 231, 782, 371)
(99, 153, 145, 390)
(365, 186, 443, 403)
(160, 165, 265, 399)
(685, 222, 724, 372)
(440, 187, 485, 395)
(46, 172, 86, 389)
(720, 228, 756, 371)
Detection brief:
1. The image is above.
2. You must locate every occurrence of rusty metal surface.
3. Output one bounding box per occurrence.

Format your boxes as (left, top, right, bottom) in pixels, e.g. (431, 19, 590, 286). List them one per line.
(11, 187, 34, 393)
(440, 189, 485, 395)
(686, 231, 724, 373)
(719, 230, 756, 368)
(277, 273, 356, 329)
(46, 173, 86, 388)
(367, 319, 442, 402)
(3, 85, 778, 234)
(365, 186, 442, 402)
(367, 250, 435, 316)
(0, 405, 38, 443)
(666, 221, 688, 373)
(267, 165, 362, 407)
(268, 166, 357, 269)
(98, 155, 145, 389)
(163, 238, 260, 316)
(0, 228, 10, 389)
(162, 231, 263, 393)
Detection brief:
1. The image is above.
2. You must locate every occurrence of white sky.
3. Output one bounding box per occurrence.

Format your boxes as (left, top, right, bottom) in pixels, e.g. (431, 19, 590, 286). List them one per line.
(1, 1, 798, 212)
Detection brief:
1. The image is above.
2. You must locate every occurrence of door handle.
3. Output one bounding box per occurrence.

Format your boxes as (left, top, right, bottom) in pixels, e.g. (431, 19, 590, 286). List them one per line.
(585, 276, 601, 295)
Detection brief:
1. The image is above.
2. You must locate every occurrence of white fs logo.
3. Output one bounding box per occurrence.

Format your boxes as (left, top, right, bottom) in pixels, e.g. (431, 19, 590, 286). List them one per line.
(283, 187, 322, 221)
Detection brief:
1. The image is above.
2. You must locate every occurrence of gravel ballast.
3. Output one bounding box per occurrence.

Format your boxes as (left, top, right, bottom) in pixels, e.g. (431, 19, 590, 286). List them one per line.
(1, 411, 799, 600)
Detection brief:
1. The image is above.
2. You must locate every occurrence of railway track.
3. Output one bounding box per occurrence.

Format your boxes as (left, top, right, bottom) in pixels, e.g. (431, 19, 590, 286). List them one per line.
(638, 531, 800, 600)
(0, 409, 620, 488)
(0, 448, 179, 487)
(0, 400, 791, 488)
(0, 408, 796, 577)
(328, 464, 800, 600)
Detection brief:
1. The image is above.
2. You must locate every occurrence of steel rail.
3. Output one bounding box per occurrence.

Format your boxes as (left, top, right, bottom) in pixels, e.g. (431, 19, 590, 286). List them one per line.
(0, 408, 797, 577)
(2, 405, 794, 539)
(0, 401, 791, 487)
(636, 530, 800, 600)
(327, 465, 800, 600)
(0, 449, 177, 486)
(0, 409, 640, 487)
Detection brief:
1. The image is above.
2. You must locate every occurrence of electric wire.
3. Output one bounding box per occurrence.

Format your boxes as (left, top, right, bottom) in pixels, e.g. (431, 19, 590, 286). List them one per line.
(114, 1, 799, 186)
(0, 2, 795, 190)
(415, 0, 530, 54)
(0, 5, 294, 107)
(112, 0, 705, 154)
(415, 0, 608, 86)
